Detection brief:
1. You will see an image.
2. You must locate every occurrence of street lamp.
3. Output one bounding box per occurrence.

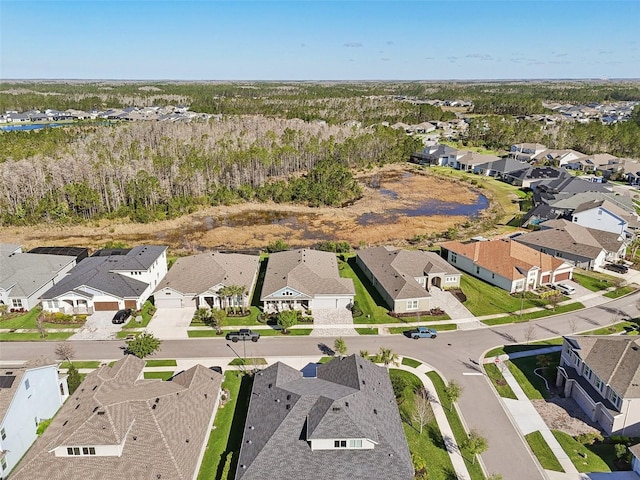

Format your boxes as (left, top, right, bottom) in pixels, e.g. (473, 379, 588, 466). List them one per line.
(226, 343, 246, 372)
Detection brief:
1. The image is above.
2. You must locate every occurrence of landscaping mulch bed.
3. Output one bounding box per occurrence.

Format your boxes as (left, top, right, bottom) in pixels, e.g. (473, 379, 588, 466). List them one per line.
(532, 397, 602, 436)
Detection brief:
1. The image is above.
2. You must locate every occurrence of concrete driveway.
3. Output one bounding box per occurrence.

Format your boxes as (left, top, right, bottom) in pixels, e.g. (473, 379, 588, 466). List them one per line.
(69, 311, 122, 340)
(146, 307, 195, 340)
(429, 288, 473, 320)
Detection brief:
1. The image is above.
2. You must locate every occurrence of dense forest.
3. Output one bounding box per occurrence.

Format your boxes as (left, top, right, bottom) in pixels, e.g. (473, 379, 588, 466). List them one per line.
(0, 117, 420, 225)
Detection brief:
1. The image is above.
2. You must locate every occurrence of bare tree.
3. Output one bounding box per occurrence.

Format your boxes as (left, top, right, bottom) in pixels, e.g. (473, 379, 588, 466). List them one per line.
(36, 313, 47, 338)
(55, 343, 76, 363)
(523, 323, 537, 344)
(411, 387, 434, 434)
(547, 293, 562, 312)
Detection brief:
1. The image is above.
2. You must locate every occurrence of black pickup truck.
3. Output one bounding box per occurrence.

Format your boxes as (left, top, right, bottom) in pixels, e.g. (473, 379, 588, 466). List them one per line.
(225, 329, 260, 342)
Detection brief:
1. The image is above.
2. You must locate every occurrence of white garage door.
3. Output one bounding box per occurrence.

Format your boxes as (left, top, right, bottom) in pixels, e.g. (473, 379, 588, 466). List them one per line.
(313, 297, 337, 309)
(156, 297, 183, 309)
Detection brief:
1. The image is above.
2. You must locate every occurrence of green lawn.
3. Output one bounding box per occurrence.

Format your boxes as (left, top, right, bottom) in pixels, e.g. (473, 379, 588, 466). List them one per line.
(482, 303, 584, 326)
(552, 431, 611, 473)
(390, 370, 457, 480)
(461, 275, 543, 316)
(317, 356, 334, 364)
(572, 271, 616, 292)
(0, 331, 73, 341)
(485, 342, 562, 358)
(145, 359, 177, 367)
(525, 431, 564, 472)
(60, 361, 101, 369)
(143, 371, 176, 380)
(388, 324, 457, 335)
(355, 327, 378, 335)
(122, 301, 156, 329)
(507, 353, 560, 400)
(401, 357, 422, 368)
(197, 372, 252, 480)
(229, 358, 267, 366)
(188, 328, 312, 338)
(604, 286, 636, 299)
(426, 371, 486, 480)
(483, 363, 517, 399)
(189, 307, 264, 327)
(0, 307, 85, 330)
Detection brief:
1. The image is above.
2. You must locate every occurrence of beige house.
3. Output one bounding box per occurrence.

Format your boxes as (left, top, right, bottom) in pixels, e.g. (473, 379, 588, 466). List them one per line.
(356, 246, 461, 313)
(557, 336, 640, 436)
(9, 355, 223, 480)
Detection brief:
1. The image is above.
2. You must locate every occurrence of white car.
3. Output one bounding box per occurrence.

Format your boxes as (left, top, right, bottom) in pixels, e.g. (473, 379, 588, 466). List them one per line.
(552, 283, 576, 295)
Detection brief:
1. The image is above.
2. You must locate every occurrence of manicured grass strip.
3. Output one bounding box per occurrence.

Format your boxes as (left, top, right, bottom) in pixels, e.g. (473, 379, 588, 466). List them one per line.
(0, 332, 73, 341)
(483, 363, 517, 399)
(0, 307, 85, 330)
(572, 271, 615, 292)
(197, 372, 252, 480)
(122, 300, 156, 329)
(143, 371, 175, 380)
(229, 358, 267, 366)
(60, 361, 101, 369)
(116, 331, 141, 339)
(188, 330, 225, 338)
(355, 327, 378, 335)
(525, 431, 564, 472)
(401, 357, 422, 368)
(604, 286, 635, 299)
(426, 371, 486, 480)
(507, 353, 560, 400)
(552, 430, 610, 473)
(145, 359, 177, 367)
(188, 328, 312, 338)
(318, 356, 333, 364)
(482, 303, 584, 326)
(461, 275, 544, 316)
(388, 324, 457, 335)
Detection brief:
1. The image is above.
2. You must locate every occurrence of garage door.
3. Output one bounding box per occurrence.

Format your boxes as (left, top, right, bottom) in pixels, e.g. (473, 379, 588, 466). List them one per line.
(554, 272, 571, 282)
(313, 297, 337, 309)
(156, 297, 183, 309)
(540, 274, 550, 284)
(124, 300, 137, 309)
(94, 301, 119, 311)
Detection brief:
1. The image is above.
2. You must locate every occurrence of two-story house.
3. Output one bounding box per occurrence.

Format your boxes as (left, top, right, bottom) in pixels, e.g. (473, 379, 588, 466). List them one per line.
(556, 336, 640, 436)
(509, 143, 547, 162)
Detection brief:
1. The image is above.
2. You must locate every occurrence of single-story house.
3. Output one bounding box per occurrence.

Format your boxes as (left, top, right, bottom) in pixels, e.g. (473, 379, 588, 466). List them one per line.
(260, 249, 355, 312)
(0, 358, 68, 478)
(41, 245, 167, 314)
(0, 244, 77, 311)
(455, 151, 500, 172)
(9, 355, 223, 480)
(356, 246, 461, 313)
(235, 355, 413, 480)
(502, 166, 569, 189)
(514, 219, 626, 270)
(153, 252, 260, 309)
(473, 158, 529, 178)
(440, 238, 574, 293)
(556, 336, 640, 436)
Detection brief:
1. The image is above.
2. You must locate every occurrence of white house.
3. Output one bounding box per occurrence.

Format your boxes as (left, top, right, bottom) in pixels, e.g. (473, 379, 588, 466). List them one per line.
(0, 358, 68, 477)
(631, 443, 640, 475)
(41, 245, 167, 314)
(509, 143, 547, 162)
(571, 199, 633, 237)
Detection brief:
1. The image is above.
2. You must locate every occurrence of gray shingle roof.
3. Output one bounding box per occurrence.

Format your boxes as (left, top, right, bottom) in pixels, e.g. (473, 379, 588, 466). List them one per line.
(0, 250, 76, 298)
(10, 356, 222, 480)
(236, 355, 413, 480)
(261, 249, 355, 300)
(154, 252, 259, 295)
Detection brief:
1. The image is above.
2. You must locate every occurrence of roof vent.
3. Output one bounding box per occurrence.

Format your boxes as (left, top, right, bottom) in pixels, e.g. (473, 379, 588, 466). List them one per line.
(286, 404, 290, 410)
(133, 436, 137, 441)
(246, 440, 252, 444)
(275, 398, 280, 403)
(268, 383, 272, 388)
(5, 371, 13, 375)
(332, 407, 341, 412)
(97, 411, 105, 415)
(374, 409, 378, 415)
(250, 425, 254, 430)
(152, 404, 157, 410)
(63, 420, 68, 426)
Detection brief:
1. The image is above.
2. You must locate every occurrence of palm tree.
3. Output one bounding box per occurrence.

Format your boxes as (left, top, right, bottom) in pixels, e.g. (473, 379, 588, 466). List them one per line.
(377, 347, 399, 368)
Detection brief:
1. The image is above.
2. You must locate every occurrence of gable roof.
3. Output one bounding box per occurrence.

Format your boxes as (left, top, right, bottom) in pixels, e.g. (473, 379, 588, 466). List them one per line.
(261, 249, 354, 299)
(0, 250, 76, 298)
(515, 219, 624, 259)
(42, 246, 166, 300)
(475, 157, 529, 174)
(357, 246, 460, 300)
(236, 355, 413, 480)
(456, 150, 500, 165)
(565, 336, 640, 398)
(10, 356, 222, 480)
(154, 252, 259, 295)
(440, 238, 566, 281)
(548, 192, 635, 214)
(572, 199, 638, 228)
(536, 175, 611, 195)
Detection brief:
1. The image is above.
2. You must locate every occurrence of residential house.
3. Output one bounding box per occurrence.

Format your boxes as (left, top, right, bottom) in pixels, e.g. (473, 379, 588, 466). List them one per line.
(514, 219, 626, 270)
(556, 336, 640, 436)
(409, 144, 458, 166)
(571, 199, 638, 238)
(473, 158, 530, 178)
(502, 166, 569, 189)
(153, 252, 260, 309)
(9, 355, 223, 480)
(0, 244, 77, 311)
(440, 238, 574, 293)
(41, 245, 167, 314)
(0, 358, 68, 477)
(455, 151, 500, 172)
(356, 246, 461, 314)
(532, 149, 584, 167)
(260, 249, 355, 312)
(631, 443, 640, 475)
(235, 355, 413, 480)
(509, 143, 547, 162)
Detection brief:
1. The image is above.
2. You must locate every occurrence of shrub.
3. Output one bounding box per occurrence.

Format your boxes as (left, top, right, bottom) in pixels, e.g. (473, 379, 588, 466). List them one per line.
(575, 432, 603, 445)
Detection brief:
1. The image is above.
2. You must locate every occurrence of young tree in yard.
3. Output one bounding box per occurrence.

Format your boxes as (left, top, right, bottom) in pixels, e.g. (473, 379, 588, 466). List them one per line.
(66, 363, 82, 394)
(523, 323, 537, 344)
(547, 293, 562, 312)
(277, 310, 298, 334)
(377, 347, 399, 368)
(536, 354, 553, 378)
(55, 343, 76, 363)
(36, 313, 47, 338)
(411, 387, 434, 434)
(444, 380, 462, 411)
(210, 308, 227, 334)
(334, 337, 347, 358)
(462, 430, 488, 465)
(125, 331, 162, 358)
(359, 350, 369, 358)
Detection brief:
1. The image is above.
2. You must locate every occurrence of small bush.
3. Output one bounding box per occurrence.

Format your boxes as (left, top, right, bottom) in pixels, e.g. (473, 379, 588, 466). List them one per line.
(575, 432, 603, 445)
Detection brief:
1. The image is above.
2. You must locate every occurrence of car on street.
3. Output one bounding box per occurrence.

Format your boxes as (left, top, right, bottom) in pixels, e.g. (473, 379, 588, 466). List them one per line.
(604, 263, 629, 274)
(112, 308, 133, 324)
(551, 283, 576, 295)
(408, 326, 438, 339)
(225, 329, 260, 342)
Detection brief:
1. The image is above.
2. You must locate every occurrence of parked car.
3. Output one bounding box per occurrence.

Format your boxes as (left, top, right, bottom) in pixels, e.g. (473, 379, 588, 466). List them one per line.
(225, 329, 260, 342)
(408, 326, 438, 339)
(604, 263, 629, 274)
(112, 308, 133, 324)
(551, 283, 576, 295)
(209, 366, 223, 374)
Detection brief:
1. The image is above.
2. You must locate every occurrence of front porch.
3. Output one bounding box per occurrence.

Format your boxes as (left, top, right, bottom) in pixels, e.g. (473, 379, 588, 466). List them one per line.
(263, 300, 310, 314)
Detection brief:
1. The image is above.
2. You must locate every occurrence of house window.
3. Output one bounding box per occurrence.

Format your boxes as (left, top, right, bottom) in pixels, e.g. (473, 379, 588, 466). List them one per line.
(609, 390, 620, 408)
(557, 252, 563, 258)
(491, 273, 495, 279)
(12, 298, 22, 308)
(82, 447, 96, 455)
(594, 376, 603, 392)
(25, 378, 30, 390)
(1, 427, 6, 440)
(475, 266, 480, 274)
(334, 440, 347, 448)
(583, 365, 592, 380)
(451, 253, 457, 263)
(407, 300, 418, 310)
(349, 439, 363, 448)
(1, 456, 6, 470)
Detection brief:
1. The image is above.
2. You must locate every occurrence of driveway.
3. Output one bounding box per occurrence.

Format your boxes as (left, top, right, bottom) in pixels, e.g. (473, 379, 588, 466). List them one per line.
(146, 307, 195, 339)
(69, 311, 122, 340)
(309, 308, 356, 337)
(429, 287, 474, 320)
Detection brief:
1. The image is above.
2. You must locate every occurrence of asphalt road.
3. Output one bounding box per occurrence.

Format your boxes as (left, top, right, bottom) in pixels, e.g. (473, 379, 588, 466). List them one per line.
(2, 292, 638, 479)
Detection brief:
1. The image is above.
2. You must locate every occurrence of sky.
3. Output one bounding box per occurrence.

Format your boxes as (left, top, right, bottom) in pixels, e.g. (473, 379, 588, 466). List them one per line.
(1, 1, 639, 80)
